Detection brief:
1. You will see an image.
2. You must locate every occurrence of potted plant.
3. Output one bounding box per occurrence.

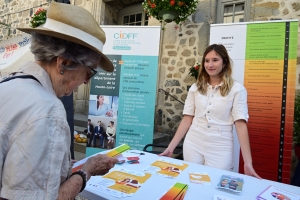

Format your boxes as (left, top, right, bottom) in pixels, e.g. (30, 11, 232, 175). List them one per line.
(293, 91, 300, 158)
(188, 62, 200, 80)
(142, 0, 198, 28)
(30, 8, 47, 28)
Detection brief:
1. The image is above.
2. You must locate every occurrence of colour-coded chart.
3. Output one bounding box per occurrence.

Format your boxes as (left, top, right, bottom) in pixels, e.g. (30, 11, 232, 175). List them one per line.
(159, 182, 188, 200)
(243, 21, 297, 183)
(210, 20, 298, 183)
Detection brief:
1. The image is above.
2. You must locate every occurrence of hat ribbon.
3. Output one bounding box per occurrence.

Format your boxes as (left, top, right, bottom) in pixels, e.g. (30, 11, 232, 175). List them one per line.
(43, 18, 104, 51)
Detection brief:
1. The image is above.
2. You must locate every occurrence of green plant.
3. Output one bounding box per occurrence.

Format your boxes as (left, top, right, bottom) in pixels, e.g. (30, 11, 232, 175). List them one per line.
(188, 62, 200, 80)
(142, 0, 198, 25)
(294, 92, 300, 145)
(30, 8, 47, 28)
(0, 22, 11, 38)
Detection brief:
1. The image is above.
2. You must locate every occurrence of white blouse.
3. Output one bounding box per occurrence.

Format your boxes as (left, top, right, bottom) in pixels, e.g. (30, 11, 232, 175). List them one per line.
(183, 81, 249, 125)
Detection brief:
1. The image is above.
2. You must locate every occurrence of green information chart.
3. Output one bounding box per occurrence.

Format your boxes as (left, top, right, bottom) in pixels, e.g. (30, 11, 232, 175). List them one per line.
(210, 20, 298, 183)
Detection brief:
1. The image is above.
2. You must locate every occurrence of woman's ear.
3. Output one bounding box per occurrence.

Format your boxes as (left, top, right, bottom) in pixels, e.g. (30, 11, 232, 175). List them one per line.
(56, 56, 73, 73)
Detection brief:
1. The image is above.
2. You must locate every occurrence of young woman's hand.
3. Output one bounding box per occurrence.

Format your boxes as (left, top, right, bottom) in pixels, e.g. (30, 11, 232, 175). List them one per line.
(244, 163, 262, 179)
(159, 148, 173, 157)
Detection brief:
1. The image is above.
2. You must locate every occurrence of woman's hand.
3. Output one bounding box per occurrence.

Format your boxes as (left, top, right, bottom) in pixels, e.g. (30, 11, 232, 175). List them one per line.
(159, 148, 173, 157)
(244, 163, 262, 179)
(82, 154, 118, 179)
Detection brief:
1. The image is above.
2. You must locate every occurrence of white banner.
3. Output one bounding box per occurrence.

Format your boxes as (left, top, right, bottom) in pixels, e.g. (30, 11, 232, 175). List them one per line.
(0, 33, 34, 77)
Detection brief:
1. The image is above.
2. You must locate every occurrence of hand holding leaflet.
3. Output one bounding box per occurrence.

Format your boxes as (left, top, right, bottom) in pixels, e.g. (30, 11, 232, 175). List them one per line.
(72, 144, 131, 172)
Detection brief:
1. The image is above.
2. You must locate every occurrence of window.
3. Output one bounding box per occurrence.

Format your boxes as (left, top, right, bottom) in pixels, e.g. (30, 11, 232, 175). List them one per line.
(122, 12, 149, 26)
(118, 3, 148, 26)
(216, 0, 250, 23)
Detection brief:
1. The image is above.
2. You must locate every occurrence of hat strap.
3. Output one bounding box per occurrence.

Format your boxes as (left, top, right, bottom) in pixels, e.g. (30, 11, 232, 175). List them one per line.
(43, 18, 104, 51)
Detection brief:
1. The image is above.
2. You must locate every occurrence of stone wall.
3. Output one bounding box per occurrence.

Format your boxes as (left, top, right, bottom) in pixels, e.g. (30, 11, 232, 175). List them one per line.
(0, 0, 51, 41)
(155, 0, 216, 135)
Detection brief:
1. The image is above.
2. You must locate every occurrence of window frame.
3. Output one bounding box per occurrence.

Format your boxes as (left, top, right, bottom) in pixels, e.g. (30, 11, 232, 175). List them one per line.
(117, 3, 148, 26)
(216, 0, 250, 24)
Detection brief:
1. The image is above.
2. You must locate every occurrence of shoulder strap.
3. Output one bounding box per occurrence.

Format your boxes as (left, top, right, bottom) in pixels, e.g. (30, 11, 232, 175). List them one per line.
(0, 75, 42, 85)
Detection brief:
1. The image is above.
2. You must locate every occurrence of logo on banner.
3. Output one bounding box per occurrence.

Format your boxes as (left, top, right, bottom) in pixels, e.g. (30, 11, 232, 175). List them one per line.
(18, 37, 31, 47)
(5, 44, 18, 52)
(114, 31, 138, 39)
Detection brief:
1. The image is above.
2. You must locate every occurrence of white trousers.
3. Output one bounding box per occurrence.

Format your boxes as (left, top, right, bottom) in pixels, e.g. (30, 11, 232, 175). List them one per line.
(183, 120, 234, 171)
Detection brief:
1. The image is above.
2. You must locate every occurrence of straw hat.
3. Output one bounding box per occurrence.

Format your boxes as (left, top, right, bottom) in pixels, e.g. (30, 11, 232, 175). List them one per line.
(18, 2, 114, 72)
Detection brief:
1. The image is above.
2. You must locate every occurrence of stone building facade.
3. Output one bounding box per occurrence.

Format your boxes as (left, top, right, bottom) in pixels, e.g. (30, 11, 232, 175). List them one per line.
(1, 0, 300, 137)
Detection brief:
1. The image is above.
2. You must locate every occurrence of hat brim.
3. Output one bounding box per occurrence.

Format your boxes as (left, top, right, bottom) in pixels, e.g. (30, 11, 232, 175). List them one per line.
(17, 26, 114, 72)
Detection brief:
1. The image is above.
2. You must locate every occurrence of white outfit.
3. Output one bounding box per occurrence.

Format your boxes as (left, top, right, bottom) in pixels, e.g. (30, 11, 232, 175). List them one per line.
(183, 82, 249, 171)
(106, 126, 116, 141)
(0, 62, 71, 199)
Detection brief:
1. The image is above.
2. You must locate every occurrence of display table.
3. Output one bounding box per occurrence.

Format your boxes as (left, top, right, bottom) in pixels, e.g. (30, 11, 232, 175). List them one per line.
(80, 150, 299, 200)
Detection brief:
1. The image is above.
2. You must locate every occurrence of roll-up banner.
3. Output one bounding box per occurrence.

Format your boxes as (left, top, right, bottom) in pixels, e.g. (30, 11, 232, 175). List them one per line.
(210, 20, 298, 183)
(87, 26, 161, 156)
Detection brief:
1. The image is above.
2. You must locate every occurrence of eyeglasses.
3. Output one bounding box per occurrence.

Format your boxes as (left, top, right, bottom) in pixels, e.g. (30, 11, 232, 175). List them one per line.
(86, 66, 97, 80)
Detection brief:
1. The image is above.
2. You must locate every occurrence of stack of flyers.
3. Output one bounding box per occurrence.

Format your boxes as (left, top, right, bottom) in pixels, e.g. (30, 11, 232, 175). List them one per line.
(256, 185, 300, 200)
(216, 175, 244, 195)
(189, 172, 211, 185)
(158, 182, 188, 200)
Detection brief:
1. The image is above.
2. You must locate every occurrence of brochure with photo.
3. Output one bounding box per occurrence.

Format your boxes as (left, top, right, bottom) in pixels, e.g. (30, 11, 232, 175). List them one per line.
(256, 185, 300, 200)
(216, 175, 244, 195)
(189, 172, 212, 185)
(143, 159, 189, 178)
(87, 168, 151, 198)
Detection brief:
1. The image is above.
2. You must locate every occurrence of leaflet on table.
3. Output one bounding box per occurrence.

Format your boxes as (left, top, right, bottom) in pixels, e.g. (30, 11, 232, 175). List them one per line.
(72, 144, 130, 172)
(256, 185, 300, 200)
(143, 158, 189, 178)
(86, 168, 152, 198)
(213, 194, 236, 200)
(216, 175, 244, 195)
(157, 182, 188, 200)
(189, 172, 212, 185)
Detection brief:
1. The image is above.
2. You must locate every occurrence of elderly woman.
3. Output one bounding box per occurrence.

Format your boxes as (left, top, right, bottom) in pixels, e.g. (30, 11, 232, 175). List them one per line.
(0, 2, 118, 200)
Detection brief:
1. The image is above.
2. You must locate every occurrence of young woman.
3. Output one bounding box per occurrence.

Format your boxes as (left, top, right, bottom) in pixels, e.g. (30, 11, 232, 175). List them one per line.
(160, 44, 261, 179)
(106, 121, 116, 149)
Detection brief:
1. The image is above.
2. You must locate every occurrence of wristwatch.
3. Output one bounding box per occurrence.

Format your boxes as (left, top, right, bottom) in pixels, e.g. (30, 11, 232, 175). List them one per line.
(71, 169, 87, 192)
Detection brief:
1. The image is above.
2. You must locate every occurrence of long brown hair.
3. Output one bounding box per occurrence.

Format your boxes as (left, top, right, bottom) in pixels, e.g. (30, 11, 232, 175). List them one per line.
(196, 44, 233, 96)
